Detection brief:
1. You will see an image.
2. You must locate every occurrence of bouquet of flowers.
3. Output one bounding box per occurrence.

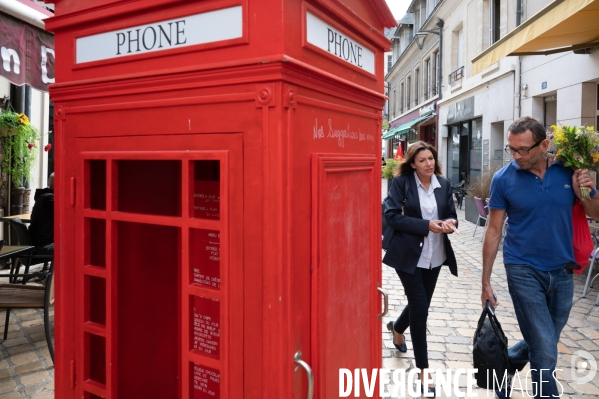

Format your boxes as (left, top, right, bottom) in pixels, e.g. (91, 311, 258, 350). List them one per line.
(552, 124, 599, 200)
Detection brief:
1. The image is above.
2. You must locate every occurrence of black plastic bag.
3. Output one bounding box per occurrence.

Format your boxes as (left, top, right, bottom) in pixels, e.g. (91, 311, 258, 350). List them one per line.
(472, 299, 509, 389)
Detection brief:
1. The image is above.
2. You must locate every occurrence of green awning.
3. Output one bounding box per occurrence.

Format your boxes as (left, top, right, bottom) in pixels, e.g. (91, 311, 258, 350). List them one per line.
(382, 114, 432, 140)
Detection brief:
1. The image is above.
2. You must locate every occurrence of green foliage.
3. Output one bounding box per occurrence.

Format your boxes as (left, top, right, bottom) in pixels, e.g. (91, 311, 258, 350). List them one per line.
(382, 158, 399, 180)
(0, 111, 40, 185)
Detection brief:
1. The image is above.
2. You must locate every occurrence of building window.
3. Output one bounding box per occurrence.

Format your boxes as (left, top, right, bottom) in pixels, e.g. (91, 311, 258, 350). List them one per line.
(400, 82, 404, 114)
(457, 28, 464, 68)
(490, 0, 501, 44)
(387, 55, 393, 72)
(393, 87, 397, 118)
(415, 69, 420, 106)
(425, 59, 431, 100)
(407, 75, 411, 110)
(432, 51, 439, 95)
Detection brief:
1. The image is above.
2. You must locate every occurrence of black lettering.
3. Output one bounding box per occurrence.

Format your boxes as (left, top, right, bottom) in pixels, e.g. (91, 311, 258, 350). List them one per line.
(327, 28, 334, 52)
(127, 29, 141, 53)
(175, 20, 187, 45)
(334, 33, 341, 56)
(357, 47, 363, 67)
(342, 38, 350, 60)
(116, 32, 126, 55)
(158, 23, 173, 48)
(349, 41, 356, 64)
(142, 27, 157, 50)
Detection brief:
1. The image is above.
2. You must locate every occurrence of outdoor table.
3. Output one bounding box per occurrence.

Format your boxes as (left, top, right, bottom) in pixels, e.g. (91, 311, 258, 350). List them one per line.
(0, 213, 31, 223)
(0, 245, 36, 283)
(0, 213, 32, 246)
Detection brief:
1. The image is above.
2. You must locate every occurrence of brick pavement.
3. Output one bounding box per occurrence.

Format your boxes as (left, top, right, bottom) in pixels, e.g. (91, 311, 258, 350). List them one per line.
(0, 265, 54, 399)
(382, 189, 599, 398)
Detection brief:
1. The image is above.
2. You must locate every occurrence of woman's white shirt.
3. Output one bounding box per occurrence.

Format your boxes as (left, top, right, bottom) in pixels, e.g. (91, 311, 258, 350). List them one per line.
(414, 174, 446, 269)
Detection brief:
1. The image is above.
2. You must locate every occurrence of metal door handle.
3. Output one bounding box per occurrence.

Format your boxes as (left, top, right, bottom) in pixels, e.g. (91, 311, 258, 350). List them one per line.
(378, 287, 389, 319)
(294, 351, 314, 399)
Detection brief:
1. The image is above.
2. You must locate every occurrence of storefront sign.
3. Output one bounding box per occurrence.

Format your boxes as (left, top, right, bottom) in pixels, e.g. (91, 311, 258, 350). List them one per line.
(306, 12, 374, 74)
(419, 103, 435, 117)
(0, 12, 54, 92)
(447, 96, 475, 124)
(76, 6, 242, 64)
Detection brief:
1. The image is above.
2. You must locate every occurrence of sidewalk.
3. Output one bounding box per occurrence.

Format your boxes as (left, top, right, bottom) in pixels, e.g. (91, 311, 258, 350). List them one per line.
(1, 186, 598, 398)
(382, 194, 599, 398)
(0, 262, 53, 399)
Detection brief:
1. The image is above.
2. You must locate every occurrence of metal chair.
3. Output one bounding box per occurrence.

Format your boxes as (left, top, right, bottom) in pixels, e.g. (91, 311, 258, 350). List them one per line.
(582, 229, 599, 305)
(451, 180, 466, 210)
(472, 196, 488, 242)
(9, 218, 51, 279)
(0, 260, 54, 361)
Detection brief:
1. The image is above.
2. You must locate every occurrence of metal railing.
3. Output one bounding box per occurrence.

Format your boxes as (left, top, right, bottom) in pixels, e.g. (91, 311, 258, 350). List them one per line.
(448, 66, 464, 85)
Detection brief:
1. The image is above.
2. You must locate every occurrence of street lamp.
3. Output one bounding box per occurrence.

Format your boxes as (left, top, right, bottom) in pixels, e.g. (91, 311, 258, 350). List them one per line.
(414, 18, 444, 100)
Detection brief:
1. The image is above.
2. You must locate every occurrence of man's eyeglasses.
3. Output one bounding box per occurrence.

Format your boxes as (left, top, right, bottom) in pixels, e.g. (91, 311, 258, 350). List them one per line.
(504, 140, 543, 156)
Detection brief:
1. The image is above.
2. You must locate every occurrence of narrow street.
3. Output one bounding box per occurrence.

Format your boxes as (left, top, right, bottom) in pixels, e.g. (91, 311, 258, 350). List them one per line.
(382, 180, 599, 398)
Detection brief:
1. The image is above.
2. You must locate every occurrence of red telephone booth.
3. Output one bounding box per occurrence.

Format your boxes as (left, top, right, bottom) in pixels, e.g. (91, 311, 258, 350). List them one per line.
(44, 1, 395, 398)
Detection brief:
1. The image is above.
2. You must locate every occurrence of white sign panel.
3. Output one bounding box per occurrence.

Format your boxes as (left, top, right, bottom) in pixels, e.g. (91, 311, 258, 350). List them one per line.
(306, 12, 374, 74)
(76, 6, 242, 64)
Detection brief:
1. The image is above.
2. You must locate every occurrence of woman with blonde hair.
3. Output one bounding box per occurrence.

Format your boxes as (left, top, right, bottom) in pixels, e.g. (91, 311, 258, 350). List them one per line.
(383, 141, 459, 397)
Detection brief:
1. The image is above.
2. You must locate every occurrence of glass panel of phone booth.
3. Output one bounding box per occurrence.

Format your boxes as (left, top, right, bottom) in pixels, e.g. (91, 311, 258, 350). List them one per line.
(78, 148, 240, 399)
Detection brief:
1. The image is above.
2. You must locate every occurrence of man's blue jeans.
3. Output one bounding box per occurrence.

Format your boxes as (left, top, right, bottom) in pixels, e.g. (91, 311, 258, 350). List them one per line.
(505, 264, 573, 398)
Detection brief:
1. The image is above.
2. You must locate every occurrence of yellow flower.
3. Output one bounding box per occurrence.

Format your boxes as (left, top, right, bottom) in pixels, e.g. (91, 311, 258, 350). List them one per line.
(553, 129, 566, 144)
(557, 149, 563, 157)
(17, 113, 29, 125)
(592, 152, 599, 163)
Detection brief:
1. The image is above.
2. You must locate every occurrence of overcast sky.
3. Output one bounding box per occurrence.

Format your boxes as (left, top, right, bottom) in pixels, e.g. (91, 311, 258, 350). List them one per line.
(385, 0, 412, 19)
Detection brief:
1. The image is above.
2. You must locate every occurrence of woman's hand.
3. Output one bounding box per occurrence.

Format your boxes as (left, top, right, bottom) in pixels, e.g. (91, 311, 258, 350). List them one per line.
(442, 219, 459, 235)
(428, 220, 445, 233)
(429, 219, 459, 234)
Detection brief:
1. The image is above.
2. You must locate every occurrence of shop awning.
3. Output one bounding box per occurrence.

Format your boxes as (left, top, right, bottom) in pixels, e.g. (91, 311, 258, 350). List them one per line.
(0, 10, 54, 92)
(383, 114, 432, 140)
(472, 0, 599, 75)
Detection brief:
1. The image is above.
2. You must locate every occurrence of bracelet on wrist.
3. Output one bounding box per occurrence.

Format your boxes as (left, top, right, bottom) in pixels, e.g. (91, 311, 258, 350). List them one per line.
(590, 188, 597, 198)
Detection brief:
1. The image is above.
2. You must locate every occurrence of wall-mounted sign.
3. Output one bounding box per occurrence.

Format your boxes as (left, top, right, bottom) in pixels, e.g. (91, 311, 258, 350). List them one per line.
(447, 96, 475, 124)
(76, 6, 242, 64)
(542, 81, 547, 90)
(419, 103, 435, 117)
(306, 12, 374, 74)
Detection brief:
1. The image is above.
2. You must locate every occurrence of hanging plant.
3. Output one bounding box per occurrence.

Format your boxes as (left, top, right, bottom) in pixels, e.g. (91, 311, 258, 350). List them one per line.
(0, 110, 40, 186)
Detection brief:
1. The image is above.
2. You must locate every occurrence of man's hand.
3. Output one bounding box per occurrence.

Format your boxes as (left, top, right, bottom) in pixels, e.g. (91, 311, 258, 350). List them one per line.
(573, 169, 597, 200)
(481, 284, 498, 309)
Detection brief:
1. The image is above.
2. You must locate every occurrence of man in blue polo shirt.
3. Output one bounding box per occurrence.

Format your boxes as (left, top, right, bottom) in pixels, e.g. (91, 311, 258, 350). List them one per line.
(481, 117, 599, 399)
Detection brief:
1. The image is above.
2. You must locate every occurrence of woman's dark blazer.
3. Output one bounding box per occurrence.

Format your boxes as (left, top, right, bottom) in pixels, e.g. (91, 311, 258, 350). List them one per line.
(382, 172, 458, 277)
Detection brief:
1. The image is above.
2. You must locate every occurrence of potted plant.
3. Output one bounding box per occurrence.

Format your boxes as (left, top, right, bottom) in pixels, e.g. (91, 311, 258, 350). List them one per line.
(382, 158, 399, 192)
(0, 110, 40, 188)
(464, 169, 497, 225)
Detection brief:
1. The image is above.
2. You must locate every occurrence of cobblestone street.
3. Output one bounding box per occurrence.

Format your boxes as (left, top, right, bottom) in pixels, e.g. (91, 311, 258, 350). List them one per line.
(382, 181, 599, 398)
(0, 184, 598, 398)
